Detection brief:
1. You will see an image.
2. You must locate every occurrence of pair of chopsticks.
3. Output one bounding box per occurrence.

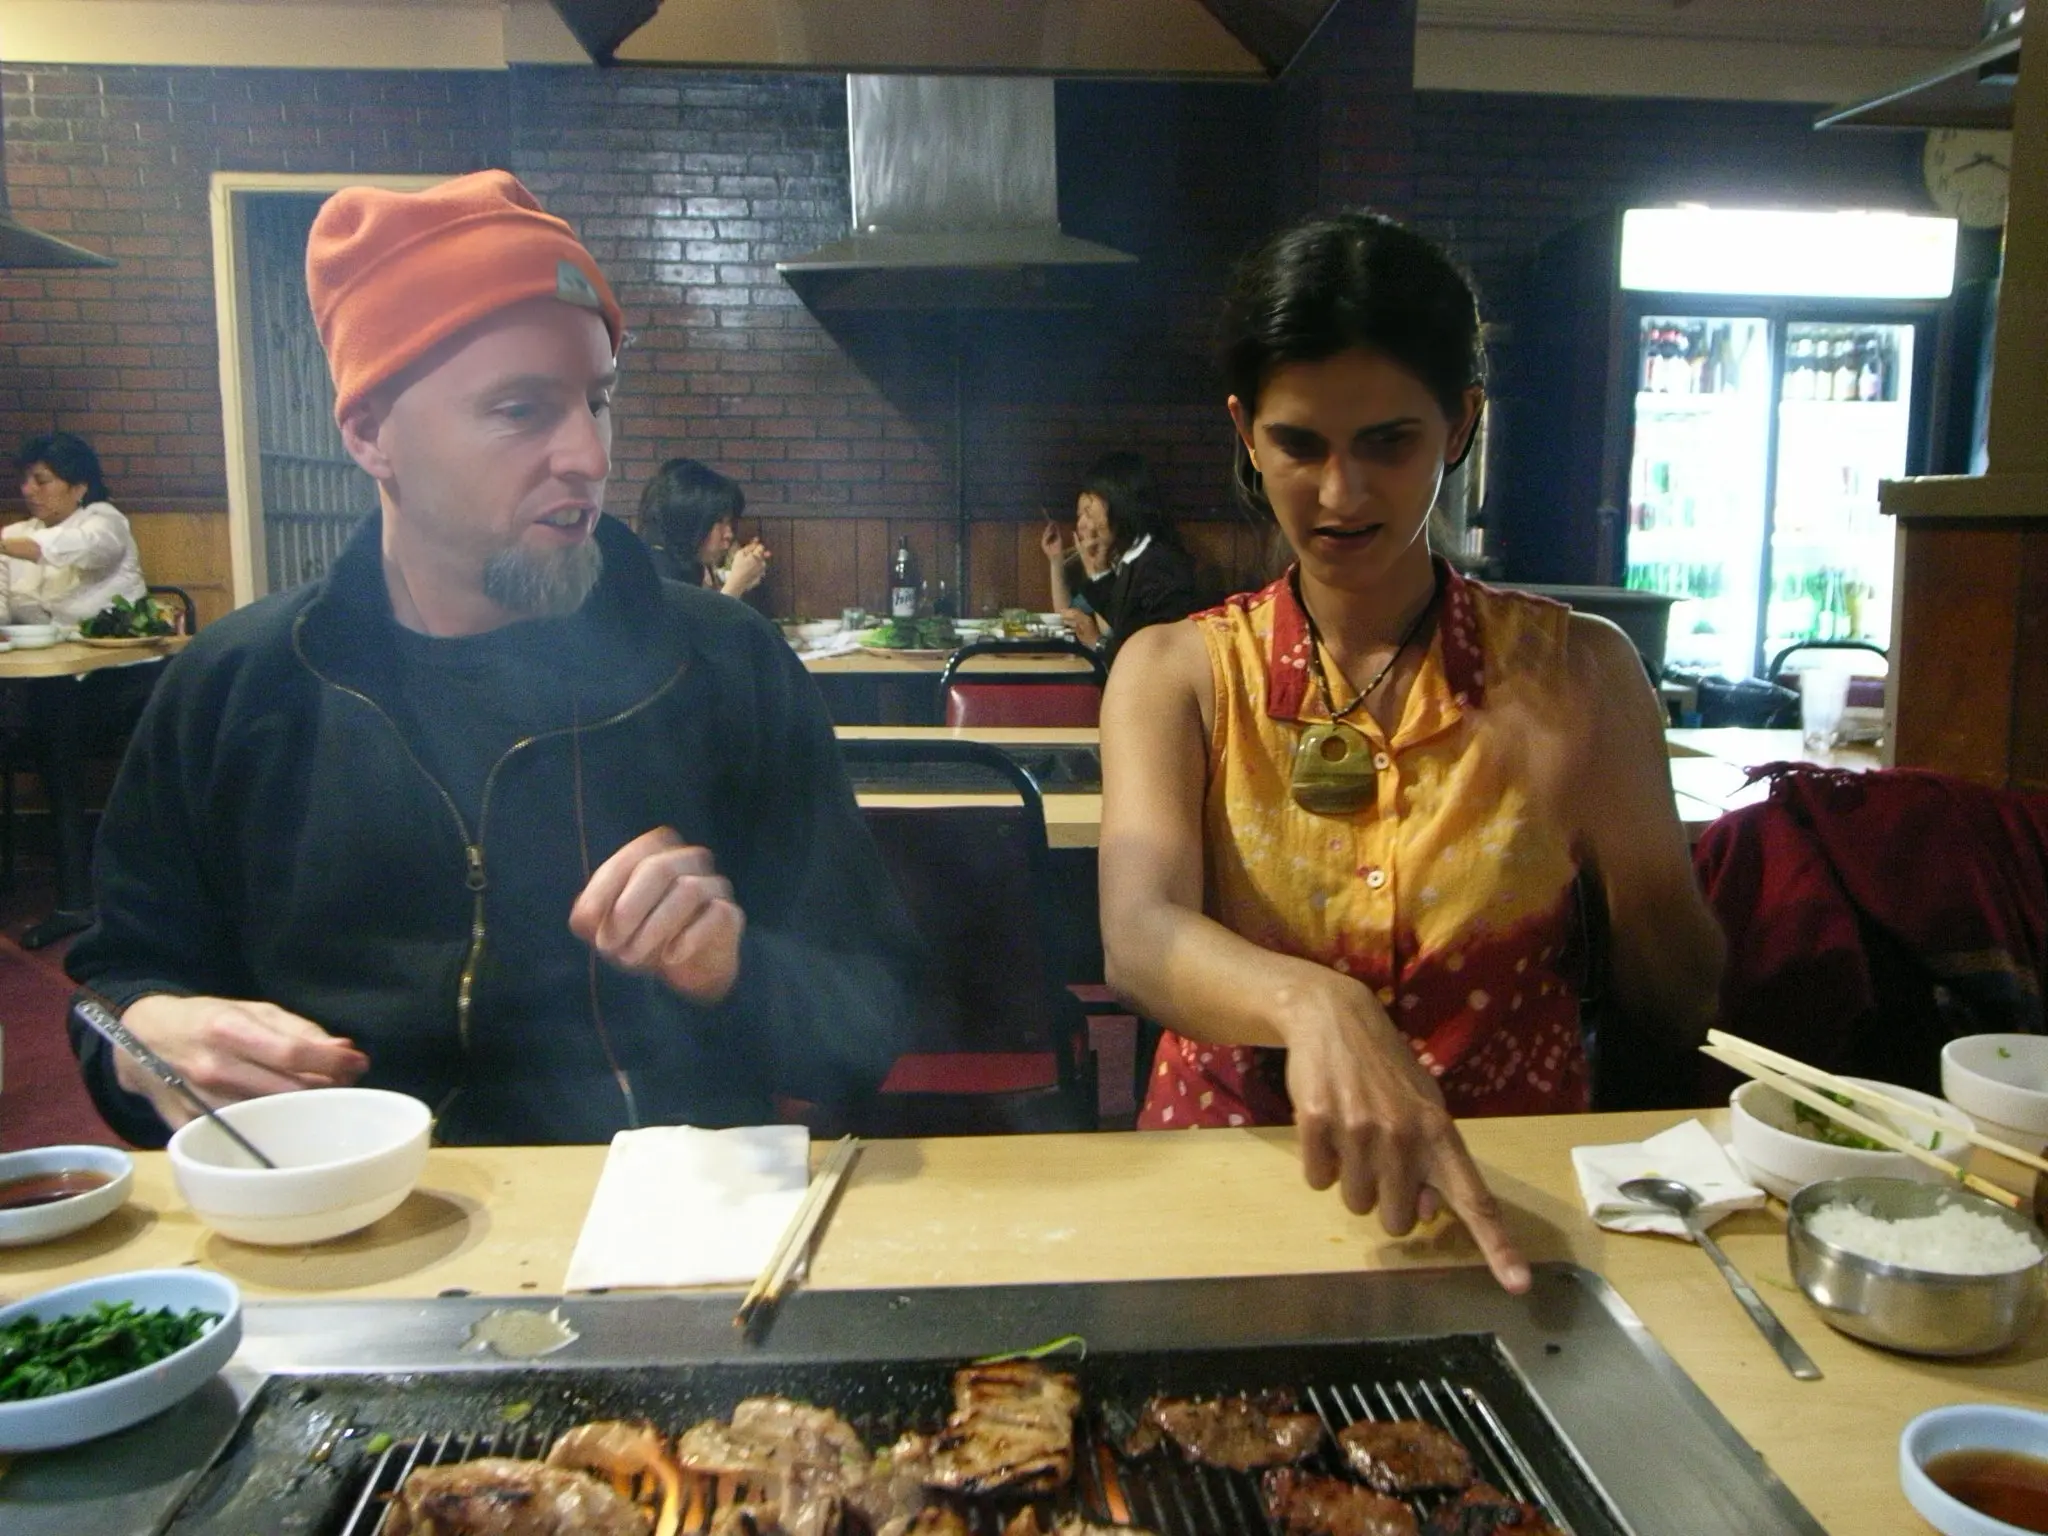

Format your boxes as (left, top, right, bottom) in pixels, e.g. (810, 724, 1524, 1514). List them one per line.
(1704, 1029, 2048, 1211)
(734, 1135, 863, 1337)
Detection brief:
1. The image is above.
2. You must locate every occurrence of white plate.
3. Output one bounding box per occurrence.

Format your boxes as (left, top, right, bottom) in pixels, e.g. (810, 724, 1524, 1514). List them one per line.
(0, 1145, 133, 1248)
(0, 1269, 241, 1452)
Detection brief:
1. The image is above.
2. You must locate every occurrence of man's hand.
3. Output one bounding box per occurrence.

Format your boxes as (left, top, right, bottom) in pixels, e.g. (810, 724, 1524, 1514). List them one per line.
(1279, 973, 1531, 1293)
(569, 827, 746, 1004)
(2, 538, 41, 562)
(113, 995, 369, 1128)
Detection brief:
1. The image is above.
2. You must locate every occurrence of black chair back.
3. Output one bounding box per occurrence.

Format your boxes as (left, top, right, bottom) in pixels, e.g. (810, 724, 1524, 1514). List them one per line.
(838, 739, 1096, 1135)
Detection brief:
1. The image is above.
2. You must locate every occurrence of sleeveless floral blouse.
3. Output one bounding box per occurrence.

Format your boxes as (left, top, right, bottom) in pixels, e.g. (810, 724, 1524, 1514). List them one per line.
(1138, 560, 1591, 1129)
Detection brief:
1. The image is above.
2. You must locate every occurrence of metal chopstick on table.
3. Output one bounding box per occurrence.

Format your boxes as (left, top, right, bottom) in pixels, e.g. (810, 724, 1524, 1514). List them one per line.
(735, 1136, 862, 1337)
(72, 993, 278, 1169)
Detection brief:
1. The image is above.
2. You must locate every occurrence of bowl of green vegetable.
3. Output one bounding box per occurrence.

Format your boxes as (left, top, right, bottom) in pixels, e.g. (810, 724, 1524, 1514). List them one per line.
(0, 1268, 240, 1452)
(1730, 1076, 1975, 1202)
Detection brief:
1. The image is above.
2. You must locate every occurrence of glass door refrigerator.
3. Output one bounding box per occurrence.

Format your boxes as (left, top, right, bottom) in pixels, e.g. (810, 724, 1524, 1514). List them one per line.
(1513, 208, 1958, 680)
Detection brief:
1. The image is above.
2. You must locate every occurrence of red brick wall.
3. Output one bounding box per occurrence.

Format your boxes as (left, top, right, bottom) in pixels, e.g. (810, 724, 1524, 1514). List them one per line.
(0, 65, 510, 501)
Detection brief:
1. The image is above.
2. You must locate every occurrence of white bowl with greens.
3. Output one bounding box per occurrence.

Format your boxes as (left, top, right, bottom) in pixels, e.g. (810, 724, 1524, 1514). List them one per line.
(1729, 1076, 1973, 1202)
(0, 1268, 241, 1452)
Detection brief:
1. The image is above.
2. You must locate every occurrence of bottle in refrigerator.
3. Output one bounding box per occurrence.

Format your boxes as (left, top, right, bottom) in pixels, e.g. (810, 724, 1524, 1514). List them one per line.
(889, 537, 920, 619)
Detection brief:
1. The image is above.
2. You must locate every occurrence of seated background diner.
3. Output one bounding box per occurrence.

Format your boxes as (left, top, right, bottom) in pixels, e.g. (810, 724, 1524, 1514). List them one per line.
(7, 431, 147, 626)
(1039, 450, 1202, 665)
(637, 456, 771, 600)
(1097, 210, 1724, 1293)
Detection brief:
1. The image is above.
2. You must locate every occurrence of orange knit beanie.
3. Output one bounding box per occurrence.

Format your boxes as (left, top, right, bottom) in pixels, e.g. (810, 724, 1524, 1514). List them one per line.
(306, 169, 625, 426)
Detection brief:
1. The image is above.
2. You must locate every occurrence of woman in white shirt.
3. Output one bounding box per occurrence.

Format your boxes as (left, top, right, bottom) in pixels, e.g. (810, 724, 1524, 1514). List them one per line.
(8, 432, 147, 626)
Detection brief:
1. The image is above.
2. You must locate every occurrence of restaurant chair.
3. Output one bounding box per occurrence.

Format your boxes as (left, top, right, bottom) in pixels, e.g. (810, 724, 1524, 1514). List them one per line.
(1766, 639, 1888, 720)
(935, 638, 1107, 728)
(147, 585, 199, 635)
(838, 739, 1098, 1136)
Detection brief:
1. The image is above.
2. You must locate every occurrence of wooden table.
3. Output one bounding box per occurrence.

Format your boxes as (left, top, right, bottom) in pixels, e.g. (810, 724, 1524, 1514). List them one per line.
(839, 728, 1881, 850)
(0, 637, 187, 946)
(3, 1113, 2039, 1532)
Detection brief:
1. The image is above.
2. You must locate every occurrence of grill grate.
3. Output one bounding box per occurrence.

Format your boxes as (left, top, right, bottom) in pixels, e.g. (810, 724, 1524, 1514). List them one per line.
(166, 1340, 1628, 1536)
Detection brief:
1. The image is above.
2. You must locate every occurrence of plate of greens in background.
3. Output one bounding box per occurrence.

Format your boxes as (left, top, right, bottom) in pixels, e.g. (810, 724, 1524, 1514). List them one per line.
(0, 1268, 241, 1451)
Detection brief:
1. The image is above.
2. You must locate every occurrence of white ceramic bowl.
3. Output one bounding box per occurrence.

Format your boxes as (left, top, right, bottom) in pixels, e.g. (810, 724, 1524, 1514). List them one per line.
(168, 1087, 431, 1246)
(1944, 1035, 2048, 1157)
(1901, 1403, 2048, 1536)
(789, 619, 842, 641)
(1, 623, 58, 650)
(0, 1145, 133, 1248)
(0, 1268, 241, 1452)
(1729, 1076, 1973, 1200)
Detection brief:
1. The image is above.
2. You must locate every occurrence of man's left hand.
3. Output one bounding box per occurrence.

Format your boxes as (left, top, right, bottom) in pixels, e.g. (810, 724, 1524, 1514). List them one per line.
(569, 828, 745, 1004)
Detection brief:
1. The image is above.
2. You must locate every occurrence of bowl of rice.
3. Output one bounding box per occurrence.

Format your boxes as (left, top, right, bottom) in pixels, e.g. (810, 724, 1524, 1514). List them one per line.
(1788, 1177, 2046, 1357)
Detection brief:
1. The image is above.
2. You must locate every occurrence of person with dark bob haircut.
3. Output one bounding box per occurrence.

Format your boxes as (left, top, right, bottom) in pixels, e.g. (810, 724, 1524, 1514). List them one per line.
(1039, 450, 1200, 662)
(637, 457, 770, 599)
(8, 430, 147, 625)
(1097, 211, 1722, 1293)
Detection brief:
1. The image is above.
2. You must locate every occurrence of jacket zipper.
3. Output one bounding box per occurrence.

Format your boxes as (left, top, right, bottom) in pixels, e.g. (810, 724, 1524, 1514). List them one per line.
(292, 615, 689, 1112)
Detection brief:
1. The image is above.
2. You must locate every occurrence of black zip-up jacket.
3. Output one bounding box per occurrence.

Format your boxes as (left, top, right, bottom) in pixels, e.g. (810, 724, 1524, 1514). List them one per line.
(67, 515, 920, 1146)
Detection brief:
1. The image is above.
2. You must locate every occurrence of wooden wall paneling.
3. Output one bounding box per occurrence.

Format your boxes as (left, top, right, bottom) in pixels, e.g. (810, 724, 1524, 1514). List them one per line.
(793, 518, 860, 622)
(968, 522, 1018, 616)
(1891, 521, 2023, 786)
(1014, 522, 1053, 613)
(2008, 526, 2048, 794)
(743, 515, 795, 617)
(128, 509, 234, 629)
(854, 518, 891, 615)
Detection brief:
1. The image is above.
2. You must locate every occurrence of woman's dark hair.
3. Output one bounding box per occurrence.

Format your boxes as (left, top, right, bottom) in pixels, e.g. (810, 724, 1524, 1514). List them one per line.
(1219, 210, 1485, 517)
(15, 431, 110, 505)
(636, 458, 744, 570)
(1079, 450, 1181, 559)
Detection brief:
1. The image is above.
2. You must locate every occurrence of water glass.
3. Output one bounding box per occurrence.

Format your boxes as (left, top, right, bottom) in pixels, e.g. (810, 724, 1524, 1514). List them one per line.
(1799, 668, 1851, 751)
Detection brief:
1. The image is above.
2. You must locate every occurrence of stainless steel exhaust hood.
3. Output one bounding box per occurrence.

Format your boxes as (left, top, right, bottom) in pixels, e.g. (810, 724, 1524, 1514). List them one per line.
(0, 65, 116, 269)
(777, 74, 1136, 312)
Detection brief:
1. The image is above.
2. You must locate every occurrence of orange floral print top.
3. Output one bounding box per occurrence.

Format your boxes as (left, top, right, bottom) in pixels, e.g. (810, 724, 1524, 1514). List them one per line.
(1139, 559, 1591, 1129)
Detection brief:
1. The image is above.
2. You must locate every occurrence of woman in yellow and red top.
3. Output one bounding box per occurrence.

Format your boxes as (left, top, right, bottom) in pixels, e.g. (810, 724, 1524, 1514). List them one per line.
(1100, 212, 1723, 1293)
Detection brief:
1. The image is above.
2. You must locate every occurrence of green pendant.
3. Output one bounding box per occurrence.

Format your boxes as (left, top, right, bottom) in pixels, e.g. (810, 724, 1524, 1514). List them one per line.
(1290, 721, 1378, 816)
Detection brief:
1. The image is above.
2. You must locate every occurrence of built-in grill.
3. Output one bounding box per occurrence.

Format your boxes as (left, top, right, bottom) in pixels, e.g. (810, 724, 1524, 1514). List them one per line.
(22, 1269, 1829, 1536)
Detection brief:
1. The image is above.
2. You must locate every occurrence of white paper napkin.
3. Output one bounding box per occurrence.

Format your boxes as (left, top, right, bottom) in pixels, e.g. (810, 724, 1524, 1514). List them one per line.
(1570, 1118, 1765, 1238)
(564, 1124, 811, 1292)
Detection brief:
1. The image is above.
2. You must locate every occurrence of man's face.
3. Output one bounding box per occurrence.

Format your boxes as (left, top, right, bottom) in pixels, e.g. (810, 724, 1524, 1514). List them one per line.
(362, 298, 617, 618)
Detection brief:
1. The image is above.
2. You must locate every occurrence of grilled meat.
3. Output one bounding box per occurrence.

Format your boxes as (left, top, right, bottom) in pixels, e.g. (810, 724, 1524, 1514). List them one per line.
(382, 1457, 651, 1536)
(676, 1398, 870, 1478)
(1337, 1419, 1475, 1494)
(881, 1506, 972, 1536)
(912, 1361, 1082, 1496)
(1421, 1485, 1563, 1536)
(1262, 1468, 1419, 1536)
(1124, 1391, 1325, 1470)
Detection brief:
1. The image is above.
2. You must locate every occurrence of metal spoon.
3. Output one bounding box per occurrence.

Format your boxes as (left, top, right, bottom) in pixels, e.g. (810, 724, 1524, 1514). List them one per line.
(1619, 1176, 1822, 1381)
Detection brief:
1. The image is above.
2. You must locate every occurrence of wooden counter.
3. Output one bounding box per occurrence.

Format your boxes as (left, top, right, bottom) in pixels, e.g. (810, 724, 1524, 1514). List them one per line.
(3, 1114, 2040, 1532)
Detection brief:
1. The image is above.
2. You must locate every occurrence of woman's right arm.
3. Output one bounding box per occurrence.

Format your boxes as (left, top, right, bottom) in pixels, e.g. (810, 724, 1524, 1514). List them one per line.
(1098, 622, 1529, 1290)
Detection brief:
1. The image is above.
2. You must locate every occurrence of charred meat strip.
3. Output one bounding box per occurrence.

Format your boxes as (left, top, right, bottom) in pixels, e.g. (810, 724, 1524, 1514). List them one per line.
(383, 1457, 652, 1536)
(675, 1398, 870, 1479)
(1422, 1484, 1565, 1536)
(1337, 1419, 1476, 1494)
(882, 1506, 973, 1536)
(1262, 1468, 1419, 1536)
(1005, 1510, 1161, 1536)
(910, 1361, 1082, 1497)
(676, 1397, 900, 1536)
(1124, 1391, 1326, 1470)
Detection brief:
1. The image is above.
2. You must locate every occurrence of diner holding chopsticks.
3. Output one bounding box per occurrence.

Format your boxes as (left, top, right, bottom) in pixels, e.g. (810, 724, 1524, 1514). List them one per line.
(63, 170, 920, 1147)
(7, 432, 148, 626)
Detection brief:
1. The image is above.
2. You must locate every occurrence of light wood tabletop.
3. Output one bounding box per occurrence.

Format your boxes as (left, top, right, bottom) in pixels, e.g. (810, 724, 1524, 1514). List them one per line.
(0, 635, 187, 680)
(2, 1114, 2038, 1533)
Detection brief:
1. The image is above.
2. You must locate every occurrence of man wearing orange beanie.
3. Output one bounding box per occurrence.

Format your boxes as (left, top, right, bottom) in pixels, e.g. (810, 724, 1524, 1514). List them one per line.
(66, 171, 919, 1145)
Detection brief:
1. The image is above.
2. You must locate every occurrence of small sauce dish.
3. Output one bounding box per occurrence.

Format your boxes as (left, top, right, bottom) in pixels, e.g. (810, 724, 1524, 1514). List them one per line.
(1902, 1403, 2048, 1535)
(0, 1145, 133, 1248)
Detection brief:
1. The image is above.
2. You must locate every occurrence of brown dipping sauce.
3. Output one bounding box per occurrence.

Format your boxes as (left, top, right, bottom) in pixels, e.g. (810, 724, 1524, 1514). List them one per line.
(1926, 1449, 2048, 1534)
(0, 1169, 111, 1210)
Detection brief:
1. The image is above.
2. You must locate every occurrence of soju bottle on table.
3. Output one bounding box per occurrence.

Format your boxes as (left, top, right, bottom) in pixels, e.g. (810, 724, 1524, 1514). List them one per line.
(890, 538, 920, 619)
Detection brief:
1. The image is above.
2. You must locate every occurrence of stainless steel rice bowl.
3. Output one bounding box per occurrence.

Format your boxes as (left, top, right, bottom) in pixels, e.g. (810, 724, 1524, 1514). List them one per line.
(1788, 1176, 2045, 1357)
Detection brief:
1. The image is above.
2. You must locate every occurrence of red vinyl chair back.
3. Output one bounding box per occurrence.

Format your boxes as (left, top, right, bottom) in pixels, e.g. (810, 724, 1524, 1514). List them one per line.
(944, 681, 1102, 728)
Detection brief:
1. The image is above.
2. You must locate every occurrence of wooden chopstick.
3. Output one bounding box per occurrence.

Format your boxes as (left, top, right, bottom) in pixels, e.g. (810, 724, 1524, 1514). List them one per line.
(1702, 1043, 2024, 1210)
(1710, 1029, 2048, 1178)
(734, 1136, 862, 1333)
